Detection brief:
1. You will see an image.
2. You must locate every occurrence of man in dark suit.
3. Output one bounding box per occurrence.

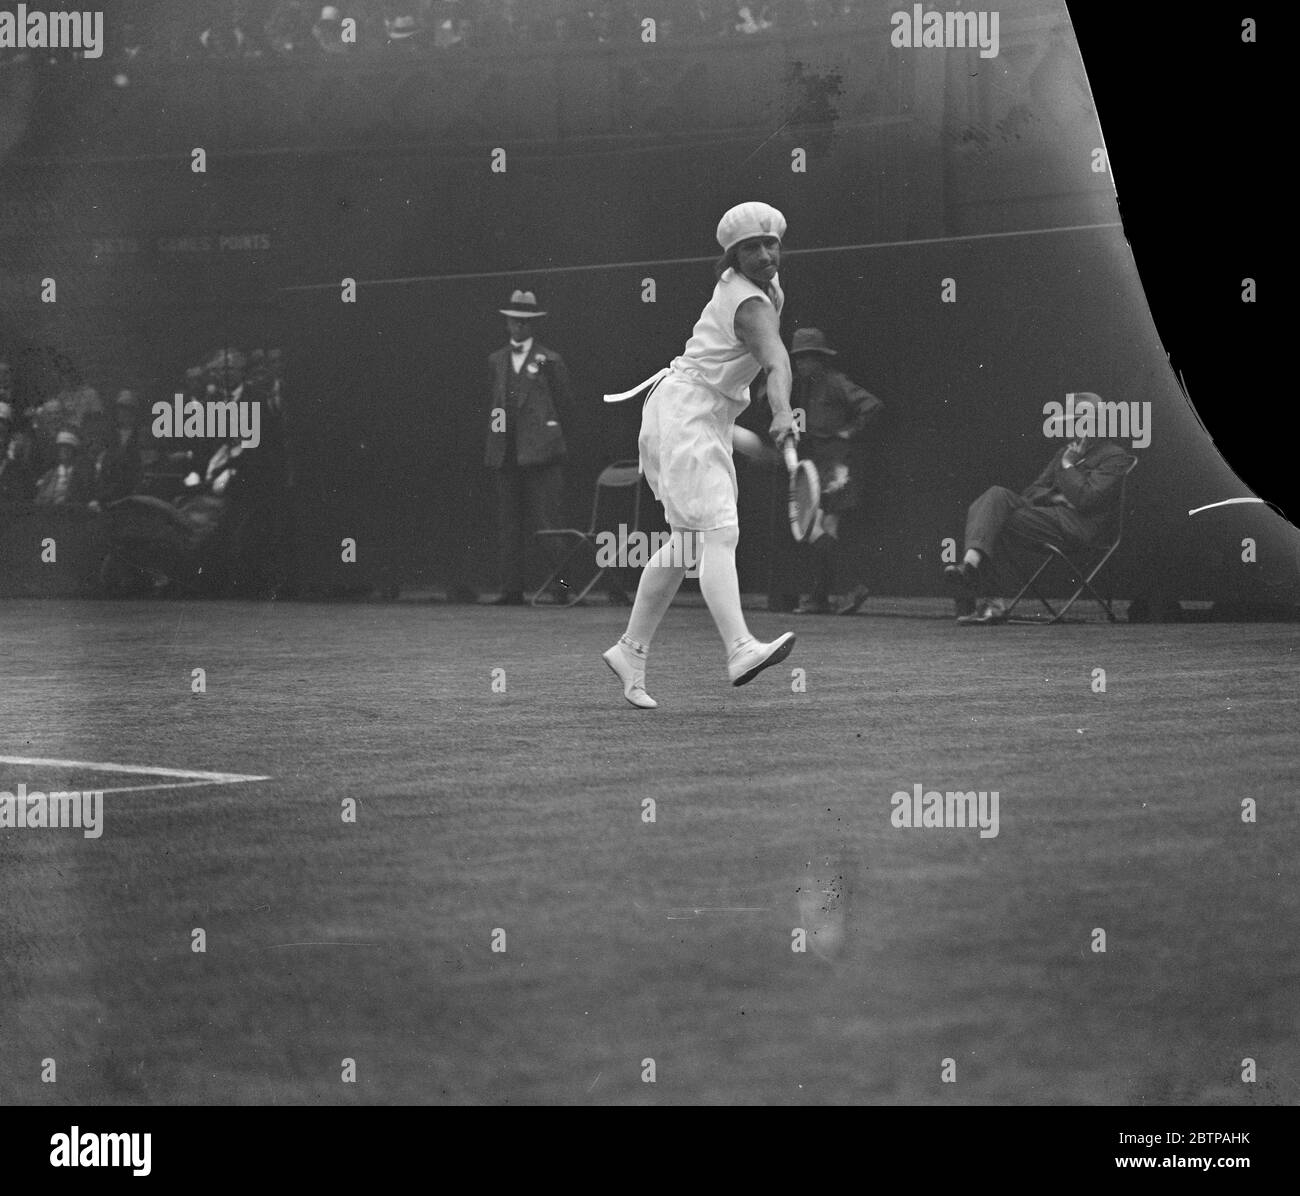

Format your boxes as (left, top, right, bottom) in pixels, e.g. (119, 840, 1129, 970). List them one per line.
(788, 327, 884, 615)
(90, 390, 147, 508)
(485, 288, 575, 604)
(944, 392, 1135, 622)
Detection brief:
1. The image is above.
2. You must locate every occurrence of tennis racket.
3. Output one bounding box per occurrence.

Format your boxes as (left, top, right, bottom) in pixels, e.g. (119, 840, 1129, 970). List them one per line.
(783, 440, 820, 542)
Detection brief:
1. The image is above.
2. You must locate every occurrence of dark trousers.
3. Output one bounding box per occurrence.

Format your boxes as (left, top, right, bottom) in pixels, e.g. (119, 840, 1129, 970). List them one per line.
(966, 486, 1097, 581)
(494, 461, 564, 593)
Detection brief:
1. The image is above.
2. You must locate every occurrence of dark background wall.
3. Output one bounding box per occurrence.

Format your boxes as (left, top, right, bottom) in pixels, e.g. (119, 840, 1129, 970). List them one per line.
(1, 1, 1292, 604)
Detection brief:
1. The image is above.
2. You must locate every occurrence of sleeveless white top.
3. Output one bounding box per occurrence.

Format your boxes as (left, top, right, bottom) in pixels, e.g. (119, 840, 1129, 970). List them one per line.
(670, 267, 784, 402)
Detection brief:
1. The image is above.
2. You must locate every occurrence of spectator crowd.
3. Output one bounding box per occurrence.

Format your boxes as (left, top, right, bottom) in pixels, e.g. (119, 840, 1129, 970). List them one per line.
(0, 347, 286, 514)
(0, 1, 881, 64)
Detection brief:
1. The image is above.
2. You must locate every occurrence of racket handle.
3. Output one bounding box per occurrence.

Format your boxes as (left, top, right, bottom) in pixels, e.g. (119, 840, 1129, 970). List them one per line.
(782, 439, 798, 473)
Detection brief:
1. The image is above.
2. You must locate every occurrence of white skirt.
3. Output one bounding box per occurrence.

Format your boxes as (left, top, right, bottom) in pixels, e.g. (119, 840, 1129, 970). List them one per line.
(638, 373, 749, 531)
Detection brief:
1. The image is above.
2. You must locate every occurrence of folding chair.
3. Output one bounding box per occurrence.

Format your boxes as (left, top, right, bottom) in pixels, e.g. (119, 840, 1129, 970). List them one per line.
(1002, 456, 1137, 624)
(531, 459, 643, 607)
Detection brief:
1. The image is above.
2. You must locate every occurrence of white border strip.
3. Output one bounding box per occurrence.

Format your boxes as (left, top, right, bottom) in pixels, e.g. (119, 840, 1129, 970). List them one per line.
(1187, 498, 1266, 517)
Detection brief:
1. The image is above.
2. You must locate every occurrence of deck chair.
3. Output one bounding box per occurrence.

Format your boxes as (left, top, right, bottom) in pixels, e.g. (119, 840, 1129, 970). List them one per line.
(531, 459, 642, 607)
(1002, 456, 1138, 624)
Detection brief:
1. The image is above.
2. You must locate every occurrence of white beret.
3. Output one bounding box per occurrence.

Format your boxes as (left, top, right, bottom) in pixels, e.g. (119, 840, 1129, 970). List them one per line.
(716, 202, 787, 252)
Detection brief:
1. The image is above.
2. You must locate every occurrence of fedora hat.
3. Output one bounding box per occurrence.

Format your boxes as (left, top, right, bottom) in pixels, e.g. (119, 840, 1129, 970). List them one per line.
(386, 14, 419, 38)
(790, 327, 836, 356)
(499, 290, 547, 319)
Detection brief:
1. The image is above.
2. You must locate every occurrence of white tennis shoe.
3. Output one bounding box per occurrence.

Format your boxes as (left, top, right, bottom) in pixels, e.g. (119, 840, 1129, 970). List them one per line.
(603, 642, 657, 709)
(727, 632, 796, 686)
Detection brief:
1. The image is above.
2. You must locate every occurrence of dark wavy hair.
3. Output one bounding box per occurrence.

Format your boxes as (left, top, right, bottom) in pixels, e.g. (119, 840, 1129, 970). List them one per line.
(713, 245, 741, 279)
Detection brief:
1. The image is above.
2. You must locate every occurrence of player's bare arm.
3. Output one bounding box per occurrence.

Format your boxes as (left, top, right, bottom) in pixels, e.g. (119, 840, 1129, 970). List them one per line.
(734, 296, 794, 444)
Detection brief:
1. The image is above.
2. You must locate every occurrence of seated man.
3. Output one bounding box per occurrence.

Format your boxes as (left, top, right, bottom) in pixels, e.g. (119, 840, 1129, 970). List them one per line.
(944, 392, 1134, 622)
(34, 429, 94, 508)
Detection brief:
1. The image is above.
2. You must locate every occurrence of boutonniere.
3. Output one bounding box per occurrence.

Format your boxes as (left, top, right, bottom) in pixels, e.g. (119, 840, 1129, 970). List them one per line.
(526, 361, 541, 376)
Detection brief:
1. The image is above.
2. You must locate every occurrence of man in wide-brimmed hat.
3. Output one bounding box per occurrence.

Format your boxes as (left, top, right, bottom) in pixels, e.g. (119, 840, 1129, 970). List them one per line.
(34, 428, 94, 508)
(483, 288, 575, 605)
(788, 327, 884, 615)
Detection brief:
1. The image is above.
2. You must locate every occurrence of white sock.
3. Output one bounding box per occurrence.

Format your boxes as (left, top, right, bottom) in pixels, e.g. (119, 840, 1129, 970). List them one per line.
(698, 525, 752, 651)
(625, 531, 688, 648)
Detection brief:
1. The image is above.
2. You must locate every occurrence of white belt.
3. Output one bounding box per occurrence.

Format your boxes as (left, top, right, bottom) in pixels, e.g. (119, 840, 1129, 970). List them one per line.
(603, 364, 745, 408)
(603, 367, 669, 404)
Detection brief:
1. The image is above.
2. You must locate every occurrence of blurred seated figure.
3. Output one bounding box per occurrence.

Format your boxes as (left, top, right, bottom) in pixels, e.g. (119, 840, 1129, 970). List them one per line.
(385, 10, 425, 47)
(429, 1, 468, 47)
(31, 385, 102, 472)
(0, 401, 36, 503)
(90, 389, 148, 508)
(264, 0, 315, 53)
(34, 429, 94, 508)
(199, 6, 249, 56)
(733, 4, 775, 34)
(309, 3, 347, 52)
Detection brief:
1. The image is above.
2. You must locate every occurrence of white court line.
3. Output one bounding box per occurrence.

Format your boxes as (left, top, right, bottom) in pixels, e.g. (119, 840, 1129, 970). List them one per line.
(0, 759, 267, 800)
(280, 222, 1124, 291)
(0, 756, 268, 784)
(96, 780, 263, 797)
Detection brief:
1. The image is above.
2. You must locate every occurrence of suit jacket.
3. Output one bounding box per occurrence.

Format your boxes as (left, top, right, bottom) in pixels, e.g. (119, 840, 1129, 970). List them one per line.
(485, 341, 573, 468)
(796, 368, 883, 443)
(94, 429, 146, 504)
(1022, 440, 1134, 527)
(33, 460, 95, 507)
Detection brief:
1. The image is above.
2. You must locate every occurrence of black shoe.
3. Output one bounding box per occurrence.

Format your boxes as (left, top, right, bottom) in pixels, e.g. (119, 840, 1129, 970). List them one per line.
(943, 562, 980, 593)
(491, 591, 525, 606)
(534, 585, 584, 606)
(956, 599, 1007, 625)
(836, 585, 870, 615)
(794, 596, 832, 615)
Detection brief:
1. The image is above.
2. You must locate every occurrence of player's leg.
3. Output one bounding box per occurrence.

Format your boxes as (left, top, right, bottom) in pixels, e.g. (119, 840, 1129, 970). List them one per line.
(603, 527, 692, 709)
(697, 523, 795, 685)
(626, 527, 691, 646)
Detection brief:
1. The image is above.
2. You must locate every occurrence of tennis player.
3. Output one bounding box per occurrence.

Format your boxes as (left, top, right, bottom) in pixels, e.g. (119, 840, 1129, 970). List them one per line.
(603, 202, 797, 709)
